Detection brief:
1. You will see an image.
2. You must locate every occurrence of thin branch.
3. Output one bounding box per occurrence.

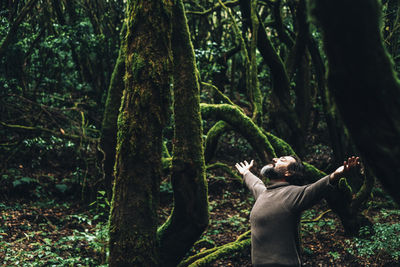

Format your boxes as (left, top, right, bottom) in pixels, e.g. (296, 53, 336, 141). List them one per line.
(206, 162, 243, 182)
(0, 121, 98, 143)
(201, 82, 235, 105)
(186, 0, 239, 16)
(301, 209, 332, 223)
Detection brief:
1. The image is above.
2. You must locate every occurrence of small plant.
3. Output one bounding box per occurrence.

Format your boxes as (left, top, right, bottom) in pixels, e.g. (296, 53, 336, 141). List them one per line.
(348, 223, 400, 261)
(89, 190, 110, 221)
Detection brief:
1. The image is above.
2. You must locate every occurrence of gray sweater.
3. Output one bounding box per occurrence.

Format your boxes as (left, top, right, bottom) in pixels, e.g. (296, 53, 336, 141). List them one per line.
(243, 172, 333, 266)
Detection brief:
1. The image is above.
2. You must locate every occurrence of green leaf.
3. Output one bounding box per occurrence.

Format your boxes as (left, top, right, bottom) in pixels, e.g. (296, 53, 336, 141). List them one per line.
(55, 184, 68, 193)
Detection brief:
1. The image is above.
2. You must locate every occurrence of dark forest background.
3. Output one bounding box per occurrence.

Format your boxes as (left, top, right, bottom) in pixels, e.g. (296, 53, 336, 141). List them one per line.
(1, 0, 400, 266)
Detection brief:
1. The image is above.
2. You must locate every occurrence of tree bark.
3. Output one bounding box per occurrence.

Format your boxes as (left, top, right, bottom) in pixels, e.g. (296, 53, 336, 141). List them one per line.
(108, 1, 172, 266)
(157, 1, 209, 266)
(311, 0, 400, 204)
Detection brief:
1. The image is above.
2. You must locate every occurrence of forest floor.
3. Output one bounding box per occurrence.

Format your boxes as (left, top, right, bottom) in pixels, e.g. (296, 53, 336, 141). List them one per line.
(1, 176, 400, 266)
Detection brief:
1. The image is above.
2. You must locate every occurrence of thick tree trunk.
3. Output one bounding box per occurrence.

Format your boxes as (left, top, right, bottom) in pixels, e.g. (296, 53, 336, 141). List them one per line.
(157, 1, 209, 266)
(108, 1, 172, 266)
(311, 0, 400, 204)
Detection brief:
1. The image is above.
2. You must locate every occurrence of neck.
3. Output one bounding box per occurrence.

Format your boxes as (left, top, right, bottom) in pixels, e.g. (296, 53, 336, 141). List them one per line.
(270, 178, 287, 183)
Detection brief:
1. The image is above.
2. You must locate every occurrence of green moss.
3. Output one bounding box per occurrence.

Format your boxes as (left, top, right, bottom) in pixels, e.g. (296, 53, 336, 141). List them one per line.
(264, 130, 296, 156)
(131, 53, 146, 81)
(178, 232, 251, 267)
(200, 103, 276, 162)
(187, 238, 250, 267)
(303, 162, 326, 181)
(204, 121, 230, 163)
(109, 0, 173, 266)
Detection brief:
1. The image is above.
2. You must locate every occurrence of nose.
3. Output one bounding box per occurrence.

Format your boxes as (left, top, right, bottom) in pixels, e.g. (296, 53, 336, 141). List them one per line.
(272, 158, 278, 163)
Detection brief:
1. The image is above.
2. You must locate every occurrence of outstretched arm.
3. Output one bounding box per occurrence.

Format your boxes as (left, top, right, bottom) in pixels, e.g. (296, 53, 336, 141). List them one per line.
(330, 156, 361, 183)
(235, 160, 266, 200)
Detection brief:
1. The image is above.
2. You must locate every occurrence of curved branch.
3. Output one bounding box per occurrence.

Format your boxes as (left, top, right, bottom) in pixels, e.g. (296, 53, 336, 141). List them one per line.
(206, 162, 243, 182)
(201, 82, 235, 105)
(200, 103, 276, 162)
(204, 121, 232, 163)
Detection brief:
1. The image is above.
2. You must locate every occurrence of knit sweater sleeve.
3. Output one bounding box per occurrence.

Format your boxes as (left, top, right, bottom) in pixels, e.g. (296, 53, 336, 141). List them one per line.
(287, 175, 334, 212)
(243, 171, 266, 200)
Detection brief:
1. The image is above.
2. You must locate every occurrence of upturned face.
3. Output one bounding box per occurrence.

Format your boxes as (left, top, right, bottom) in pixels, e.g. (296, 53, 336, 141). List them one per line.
(270, 156, 296, 175)
(262, 156, 296, 180)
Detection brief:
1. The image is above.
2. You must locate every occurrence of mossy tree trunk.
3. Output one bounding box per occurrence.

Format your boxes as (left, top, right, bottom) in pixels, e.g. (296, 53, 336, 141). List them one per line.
(108, 0, 172, 266)
(99, 24, 126, 200)
(157, 1, 209, 266)
(311, 0, 400, 204)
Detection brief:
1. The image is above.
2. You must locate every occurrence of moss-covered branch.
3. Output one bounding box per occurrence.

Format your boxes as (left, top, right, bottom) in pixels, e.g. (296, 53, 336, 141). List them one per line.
(204, 121, 231, 163)
(201, 82, 235, 106)
(201, 103, 276, 162)
(178, 231, 251, 267)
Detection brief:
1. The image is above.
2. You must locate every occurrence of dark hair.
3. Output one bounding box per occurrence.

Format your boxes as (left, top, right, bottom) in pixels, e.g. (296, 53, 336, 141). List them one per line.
(286, 155, 305, 185)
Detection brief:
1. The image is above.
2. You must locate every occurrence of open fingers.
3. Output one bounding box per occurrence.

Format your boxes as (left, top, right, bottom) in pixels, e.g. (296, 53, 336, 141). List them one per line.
(343, 156, 361, 173)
